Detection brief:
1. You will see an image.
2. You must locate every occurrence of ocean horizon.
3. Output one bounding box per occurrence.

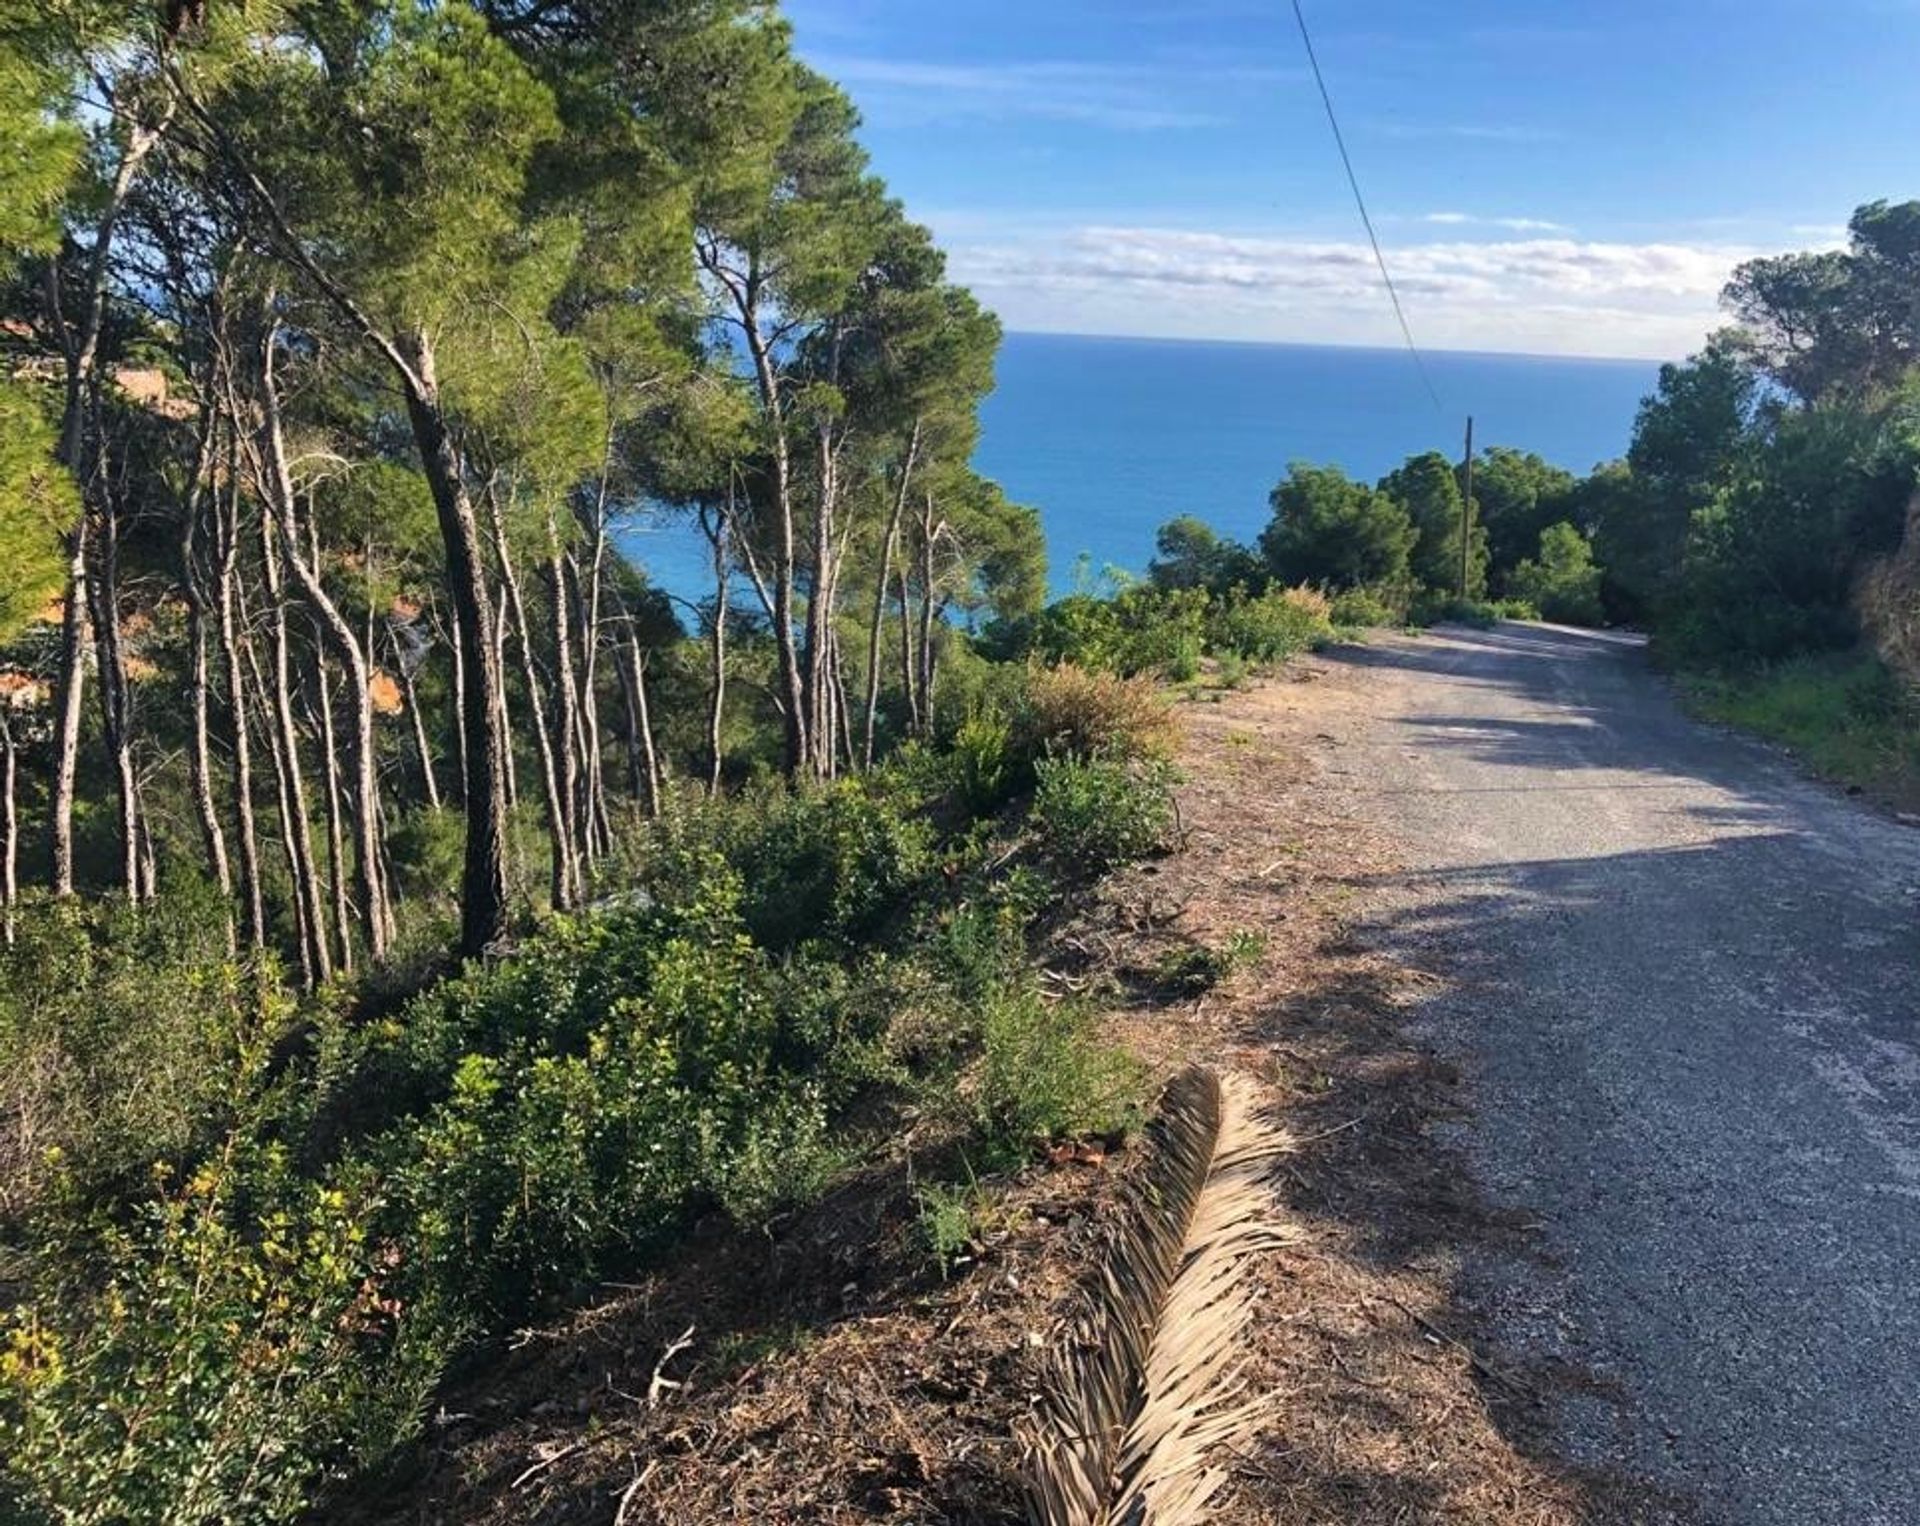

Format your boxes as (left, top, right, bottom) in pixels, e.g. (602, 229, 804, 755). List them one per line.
(619, 330, 1662, 604)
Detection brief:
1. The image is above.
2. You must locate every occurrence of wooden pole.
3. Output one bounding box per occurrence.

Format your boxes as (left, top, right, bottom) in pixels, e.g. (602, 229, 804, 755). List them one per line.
(1459, 415, 1475, 602)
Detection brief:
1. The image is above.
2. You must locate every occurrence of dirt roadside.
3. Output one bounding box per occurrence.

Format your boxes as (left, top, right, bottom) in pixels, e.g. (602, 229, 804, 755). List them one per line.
(346, 659, 1673, 1525)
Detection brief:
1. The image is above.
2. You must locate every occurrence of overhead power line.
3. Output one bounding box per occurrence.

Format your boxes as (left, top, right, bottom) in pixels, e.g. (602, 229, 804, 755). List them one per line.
(1289, 0, 1444, 412)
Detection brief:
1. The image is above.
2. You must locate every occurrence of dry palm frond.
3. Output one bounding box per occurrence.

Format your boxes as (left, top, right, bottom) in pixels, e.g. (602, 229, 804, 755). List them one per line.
(1021, 1068, 1293, 1526)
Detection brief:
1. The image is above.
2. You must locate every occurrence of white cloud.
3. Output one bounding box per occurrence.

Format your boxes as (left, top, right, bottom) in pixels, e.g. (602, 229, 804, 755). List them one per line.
(944, 225, 1768, 359)
(806, 55, 1224, 131)
(1422, 211, 1569, 232)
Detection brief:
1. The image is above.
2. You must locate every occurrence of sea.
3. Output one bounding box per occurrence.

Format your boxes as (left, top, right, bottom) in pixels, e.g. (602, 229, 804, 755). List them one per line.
(617, 331, 1661, 604)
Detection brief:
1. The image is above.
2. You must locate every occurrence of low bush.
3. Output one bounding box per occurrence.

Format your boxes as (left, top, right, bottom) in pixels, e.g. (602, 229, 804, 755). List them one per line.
(1029, 755, 1179, 873)
(1328, 584, 1405, 629)
(974, 982, 1142, 1152)
(1210, 584, 1335, 663)
(1019, 663, 1177, 763)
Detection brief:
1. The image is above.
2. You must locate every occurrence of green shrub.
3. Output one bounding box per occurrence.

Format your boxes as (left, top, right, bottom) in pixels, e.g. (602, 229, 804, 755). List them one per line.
(1209, 585, 1334, 663)
(1328, 585, 1404, 628)
(1029, 756, 1178, 873)
(975, 983, 1141, 1152)
(1155, 930, 1266, 995)
(0, 1161, 444, 1526)
(0, 885, 293, 1215)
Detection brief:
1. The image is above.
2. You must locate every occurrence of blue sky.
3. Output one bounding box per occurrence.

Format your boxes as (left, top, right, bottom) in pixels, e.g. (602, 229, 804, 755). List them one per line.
(783, 0, 1920, 359)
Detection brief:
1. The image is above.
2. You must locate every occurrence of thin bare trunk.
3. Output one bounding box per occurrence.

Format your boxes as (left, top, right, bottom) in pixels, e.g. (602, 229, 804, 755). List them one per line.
(917, 492, 943, 736)
(446, 598, 469, 804)
(864, 422, 919, 768)
(492, 597, 518, 811)
(310, 645, 355, 974)
(47, 520, 88, 897)
(216, 464, 266, 950)
(487, 491, 577, 912)
(181, 423, 233, 913)
(88, 501, 142, 899)
(258, 515, 331, 986)
(624, 634, 662, 818)
(702, 507, 728, 794)
(897, 560, 920, 737)
(42, 103, 171, 897)
(395, 638, 442, 812)
(543, 509, 583, 877)
(256, 330, 390, 959)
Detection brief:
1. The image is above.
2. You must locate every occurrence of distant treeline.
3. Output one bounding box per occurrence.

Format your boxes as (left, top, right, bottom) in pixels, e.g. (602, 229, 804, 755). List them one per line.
(1123, 200, 1920, 676)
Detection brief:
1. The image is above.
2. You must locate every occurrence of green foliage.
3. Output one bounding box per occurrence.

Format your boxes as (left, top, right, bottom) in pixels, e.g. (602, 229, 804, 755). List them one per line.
(1029, 756, 1178, 874)
(913, 1175, 983, 1274)
(1155, 930, 1266, 996)
(1018, 663, 1176, 764)
(1328, 585, 1405, 628)
(1510, 522, 1605, 627)
(1210, 584, 1335, 663)
(1260, 463, 1416, 590)
(1148, 516, 1263, 593)
(1, 1165, 442, 1526)
(0, 382, 73, 641)
(974, 983, 1141, 1152)
(1379, 450, 1485, 597)
(1681, 654, 1920, 802)
(0, 881, 288, 1214)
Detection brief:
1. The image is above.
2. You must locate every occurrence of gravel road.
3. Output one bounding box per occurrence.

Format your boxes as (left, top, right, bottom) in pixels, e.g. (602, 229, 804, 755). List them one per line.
(1324, 622, 1920, 1526)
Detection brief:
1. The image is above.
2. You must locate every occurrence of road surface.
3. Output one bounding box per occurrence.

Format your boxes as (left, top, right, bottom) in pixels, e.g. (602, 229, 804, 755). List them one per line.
(1326, 622, 1920, 1526)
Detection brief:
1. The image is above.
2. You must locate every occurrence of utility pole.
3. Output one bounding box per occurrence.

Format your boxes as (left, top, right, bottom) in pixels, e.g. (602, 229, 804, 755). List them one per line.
(1458, 415, 1475, 602)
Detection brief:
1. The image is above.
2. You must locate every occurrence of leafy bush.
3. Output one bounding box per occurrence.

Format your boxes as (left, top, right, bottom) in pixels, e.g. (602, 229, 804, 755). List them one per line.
(0, 1162, 442, 1526)
(1019, 663, 1176, 763)
(1682, 653, 1920, 801)
(0, 883, 291, 1215)
(974, 983, 1141, 1151)
(1210, 584, 1334, 663)
(1328, 585, 1405, 628)
(1029, 756, 1179, 873)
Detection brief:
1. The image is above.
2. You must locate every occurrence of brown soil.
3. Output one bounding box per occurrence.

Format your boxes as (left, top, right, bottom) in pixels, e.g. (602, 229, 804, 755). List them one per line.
(347, 661, 1669, 1525)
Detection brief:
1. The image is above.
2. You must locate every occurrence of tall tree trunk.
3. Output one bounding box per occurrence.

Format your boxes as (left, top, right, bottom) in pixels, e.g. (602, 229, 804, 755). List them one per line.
(734, 296, 807, 776)
(542, 511, 583, 874)
(916, 493, 943, 737)
(864, 422, 919, 768)
(88, 501, 142, 899)
(180, 424, 233, 914)
(256, 330, 391, 960)
(47, 519, 89, 897)
(487, 490, 577, 913)
(623, 634, 662, 819)
(41, 104, 172, 898)
(492, 597, 518, 811)
(567, 549, 611, 860)
(255, 523, 330, 987)
(309, 645, 355, 975)
(445, 596, 469, 805)
(897, 560, 920, 737)
(215, 466, 266, 951)
(398, 331, 511, 958)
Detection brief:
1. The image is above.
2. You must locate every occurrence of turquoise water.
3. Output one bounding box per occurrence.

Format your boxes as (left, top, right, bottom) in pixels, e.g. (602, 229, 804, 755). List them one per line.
(619, 331, 1660, 602)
